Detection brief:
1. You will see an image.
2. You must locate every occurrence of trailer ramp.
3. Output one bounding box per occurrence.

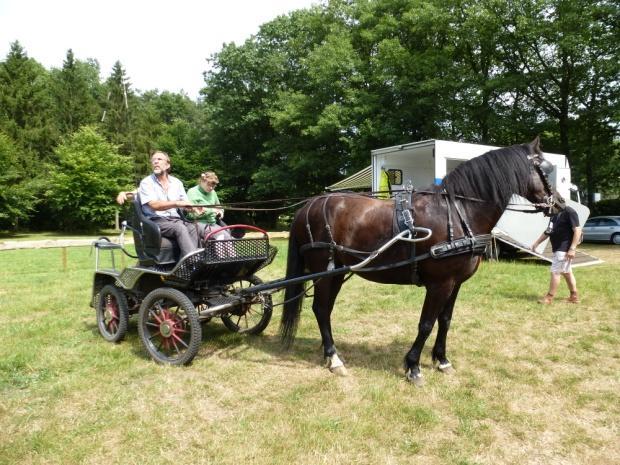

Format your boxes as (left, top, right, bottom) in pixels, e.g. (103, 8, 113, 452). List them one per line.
(492, 231, 602, 267)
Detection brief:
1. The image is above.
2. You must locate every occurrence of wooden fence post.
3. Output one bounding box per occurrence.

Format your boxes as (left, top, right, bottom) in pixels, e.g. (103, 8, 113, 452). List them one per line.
(62, 247, 68, 271)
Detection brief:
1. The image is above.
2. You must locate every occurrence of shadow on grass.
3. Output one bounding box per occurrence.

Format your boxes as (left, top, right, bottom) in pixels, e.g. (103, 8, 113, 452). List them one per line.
(208, 329, 440, 379)
(83, 313, 427, 377)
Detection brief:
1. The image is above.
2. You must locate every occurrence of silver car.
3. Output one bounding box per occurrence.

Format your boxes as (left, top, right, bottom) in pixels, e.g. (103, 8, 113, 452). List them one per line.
(582, 216, 620, 244)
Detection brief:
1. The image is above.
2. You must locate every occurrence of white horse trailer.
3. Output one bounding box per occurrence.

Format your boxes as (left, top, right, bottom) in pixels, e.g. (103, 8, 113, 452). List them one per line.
(369, 139, 599, 266)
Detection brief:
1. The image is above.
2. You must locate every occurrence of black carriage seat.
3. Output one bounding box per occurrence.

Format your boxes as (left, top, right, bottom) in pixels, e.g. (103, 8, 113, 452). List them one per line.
(130, 194, 180, 266)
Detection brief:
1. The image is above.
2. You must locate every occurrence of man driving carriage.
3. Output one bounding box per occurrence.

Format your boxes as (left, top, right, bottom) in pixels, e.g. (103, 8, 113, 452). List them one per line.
(138, 150, 205, 258)
(117, 157, 236, 258)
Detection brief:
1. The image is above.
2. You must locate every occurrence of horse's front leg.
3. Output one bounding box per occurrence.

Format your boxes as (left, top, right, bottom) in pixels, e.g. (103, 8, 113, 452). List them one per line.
(431, 283, 461, 374)
(312, 275, 346, 376)
(405, 283, 454, 386)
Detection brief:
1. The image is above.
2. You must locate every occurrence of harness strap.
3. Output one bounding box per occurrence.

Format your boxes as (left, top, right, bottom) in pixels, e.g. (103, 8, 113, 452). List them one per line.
(299, 241, 372, 258)
(430, 234, 493, 259)
(453, 198, 475, 238)
(444, 191, 454, 242)
(304, 197, 322, 244)
(408, 191, 419, 284)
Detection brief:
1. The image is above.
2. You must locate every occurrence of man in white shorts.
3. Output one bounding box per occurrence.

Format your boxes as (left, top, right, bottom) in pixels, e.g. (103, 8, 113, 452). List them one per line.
(531, 194, 582, 304)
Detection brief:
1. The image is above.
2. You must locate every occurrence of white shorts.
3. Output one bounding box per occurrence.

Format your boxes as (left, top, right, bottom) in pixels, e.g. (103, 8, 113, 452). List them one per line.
(550, 251, 572, 274)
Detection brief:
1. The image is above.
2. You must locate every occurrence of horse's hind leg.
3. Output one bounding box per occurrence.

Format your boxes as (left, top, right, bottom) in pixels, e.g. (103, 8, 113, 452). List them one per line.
(431, 284, 461, 374)
(404, 283, 455, 386)
(312, 275, 346, 376)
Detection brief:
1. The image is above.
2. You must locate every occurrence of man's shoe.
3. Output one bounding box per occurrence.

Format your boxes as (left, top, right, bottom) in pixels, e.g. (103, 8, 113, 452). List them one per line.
(566, 292, 580, 304)
(538, 293, 554, 304)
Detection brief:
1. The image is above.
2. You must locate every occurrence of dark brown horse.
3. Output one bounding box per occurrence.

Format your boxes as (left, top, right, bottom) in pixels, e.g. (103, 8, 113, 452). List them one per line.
(280, 138, 553, 385)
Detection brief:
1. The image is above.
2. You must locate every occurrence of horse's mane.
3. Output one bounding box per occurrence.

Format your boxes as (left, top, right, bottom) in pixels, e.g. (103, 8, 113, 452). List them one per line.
(440, 143, 534, 209)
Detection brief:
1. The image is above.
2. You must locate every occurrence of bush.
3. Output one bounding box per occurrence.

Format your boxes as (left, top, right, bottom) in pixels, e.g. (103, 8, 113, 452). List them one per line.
(590, 198, 620, 217)
(45, 126, 133, 231)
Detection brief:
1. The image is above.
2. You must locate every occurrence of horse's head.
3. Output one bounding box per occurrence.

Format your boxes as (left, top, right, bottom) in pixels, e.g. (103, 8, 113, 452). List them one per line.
(524, 137, 554, 213)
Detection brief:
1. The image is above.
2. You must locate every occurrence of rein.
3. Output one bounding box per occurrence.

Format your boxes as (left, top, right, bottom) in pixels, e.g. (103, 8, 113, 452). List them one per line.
(205, 187, 550, 216)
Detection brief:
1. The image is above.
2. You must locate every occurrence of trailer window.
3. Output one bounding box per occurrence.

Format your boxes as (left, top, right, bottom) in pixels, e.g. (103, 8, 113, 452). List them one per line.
(387, 169, 402, 185)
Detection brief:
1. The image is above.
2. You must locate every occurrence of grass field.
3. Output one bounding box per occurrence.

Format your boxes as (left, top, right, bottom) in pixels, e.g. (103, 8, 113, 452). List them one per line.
(0, 241, 618, 465)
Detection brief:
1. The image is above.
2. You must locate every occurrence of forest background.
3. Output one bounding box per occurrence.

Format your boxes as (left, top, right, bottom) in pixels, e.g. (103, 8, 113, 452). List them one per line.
(0, 0, 618, 231)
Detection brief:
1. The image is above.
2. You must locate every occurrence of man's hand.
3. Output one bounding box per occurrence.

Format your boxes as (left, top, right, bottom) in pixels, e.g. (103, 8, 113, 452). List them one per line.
(116, 191, 135, 205)
(176, 200, 194, 209)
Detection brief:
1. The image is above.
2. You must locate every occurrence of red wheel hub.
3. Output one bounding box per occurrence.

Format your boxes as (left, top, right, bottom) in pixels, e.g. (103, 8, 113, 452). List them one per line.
(104, 297, 119, 332)
(152, 307, 188, 350)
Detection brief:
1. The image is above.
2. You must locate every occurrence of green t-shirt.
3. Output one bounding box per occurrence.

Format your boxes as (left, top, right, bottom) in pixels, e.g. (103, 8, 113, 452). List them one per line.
(187, 185, 220, 225)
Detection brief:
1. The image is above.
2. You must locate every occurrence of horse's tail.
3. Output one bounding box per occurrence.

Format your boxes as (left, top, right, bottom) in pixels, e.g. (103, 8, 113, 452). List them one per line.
(280, 227, 306, 348)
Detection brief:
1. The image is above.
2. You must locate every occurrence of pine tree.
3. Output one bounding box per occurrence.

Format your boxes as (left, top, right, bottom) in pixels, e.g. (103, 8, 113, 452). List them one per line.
(101, 61, 144, 179)
(51, 49, 102, 134)
(101, 61, 134, 150)
(0, 41, 59, 159)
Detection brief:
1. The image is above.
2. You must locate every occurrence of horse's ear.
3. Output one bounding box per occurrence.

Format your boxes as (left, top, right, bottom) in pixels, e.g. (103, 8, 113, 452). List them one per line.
(529, 136, 542, 155)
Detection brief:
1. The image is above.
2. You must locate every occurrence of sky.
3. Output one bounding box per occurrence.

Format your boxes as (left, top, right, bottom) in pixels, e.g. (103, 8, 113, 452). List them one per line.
(0, 0, 319, 100)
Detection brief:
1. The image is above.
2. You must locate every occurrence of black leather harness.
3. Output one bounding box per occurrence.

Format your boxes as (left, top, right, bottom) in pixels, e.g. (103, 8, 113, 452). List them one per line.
(299, 192, 492, 286)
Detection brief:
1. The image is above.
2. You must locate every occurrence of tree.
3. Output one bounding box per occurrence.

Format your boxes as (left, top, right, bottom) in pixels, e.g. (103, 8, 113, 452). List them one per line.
(202, 40, 278, 205)
(0, 41, 59, 160)
(0, 132, 39, 230)
(101, 61, 139, 157)
(255, 7, 362, 200)
(45, 126, 133, 231)
(203, 4, 355, 215)
(50, 49, 103, 135)
(498, 0, 619, 203)
(132, 90, 204, 184)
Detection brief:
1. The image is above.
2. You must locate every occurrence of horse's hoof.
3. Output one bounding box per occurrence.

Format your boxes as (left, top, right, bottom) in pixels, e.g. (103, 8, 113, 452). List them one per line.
(325, 354, 347, 376)
(405, 368, 424, 387)
(330, 365, 348, 377)
(436, 361, 455, 374)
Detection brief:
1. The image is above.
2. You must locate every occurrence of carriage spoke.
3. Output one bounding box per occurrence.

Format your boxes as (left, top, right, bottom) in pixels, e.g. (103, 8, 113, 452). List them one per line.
(149, 308, 164, 324)
(172, 334, 189, 349)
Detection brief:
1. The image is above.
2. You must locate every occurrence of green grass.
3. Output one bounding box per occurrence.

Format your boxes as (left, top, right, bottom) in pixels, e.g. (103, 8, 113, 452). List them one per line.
(0, 241, 618, 465)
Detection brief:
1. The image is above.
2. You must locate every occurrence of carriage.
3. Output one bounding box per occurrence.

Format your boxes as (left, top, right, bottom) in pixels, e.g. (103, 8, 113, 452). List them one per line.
(91, 195, 278, 365)
(92, 139, 556, 383)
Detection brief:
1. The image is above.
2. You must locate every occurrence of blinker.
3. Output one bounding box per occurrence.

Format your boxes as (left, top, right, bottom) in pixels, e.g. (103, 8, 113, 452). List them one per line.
(538, 159, 553, 175)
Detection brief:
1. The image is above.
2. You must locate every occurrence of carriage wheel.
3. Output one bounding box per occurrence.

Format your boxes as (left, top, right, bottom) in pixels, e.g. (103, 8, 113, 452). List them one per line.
(221, 275, 272, 335)
(96, 285, 129, 342)
(138, 288, 202, 365)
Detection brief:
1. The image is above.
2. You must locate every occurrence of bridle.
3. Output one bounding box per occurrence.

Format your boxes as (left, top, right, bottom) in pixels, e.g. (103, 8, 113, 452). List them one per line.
(512, 153, 555, 214)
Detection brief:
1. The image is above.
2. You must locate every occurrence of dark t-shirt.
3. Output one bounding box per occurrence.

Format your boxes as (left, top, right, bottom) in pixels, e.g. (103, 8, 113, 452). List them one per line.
(545, 206, 579, 252)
